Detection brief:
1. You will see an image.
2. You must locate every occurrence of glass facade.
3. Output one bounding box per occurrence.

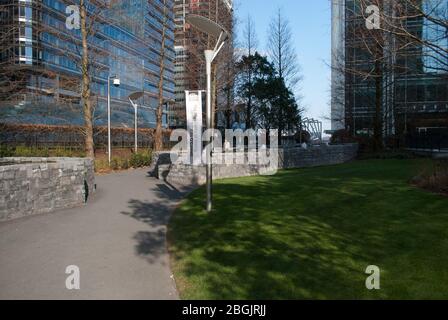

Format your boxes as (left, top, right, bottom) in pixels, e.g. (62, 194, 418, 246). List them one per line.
(0, 0, 175, 128)
(340, 0, 448, 138)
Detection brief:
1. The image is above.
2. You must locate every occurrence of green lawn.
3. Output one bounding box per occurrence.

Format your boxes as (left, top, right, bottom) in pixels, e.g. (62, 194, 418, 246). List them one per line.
(168, 159, 448, 299)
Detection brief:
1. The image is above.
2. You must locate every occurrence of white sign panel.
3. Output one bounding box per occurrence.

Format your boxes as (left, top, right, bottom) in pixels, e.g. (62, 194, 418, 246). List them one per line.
(185, 90, 203, 166)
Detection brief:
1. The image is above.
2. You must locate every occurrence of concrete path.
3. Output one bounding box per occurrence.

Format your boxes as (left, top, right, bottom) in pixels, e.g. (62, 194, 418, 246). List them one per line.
(0, 168, 193, 300)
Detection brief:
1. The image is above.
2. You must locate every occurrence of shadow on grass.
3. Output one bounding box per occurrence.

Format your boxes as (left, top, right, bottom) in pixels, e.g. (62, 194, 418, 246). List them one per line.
(169, 160, 448, 299)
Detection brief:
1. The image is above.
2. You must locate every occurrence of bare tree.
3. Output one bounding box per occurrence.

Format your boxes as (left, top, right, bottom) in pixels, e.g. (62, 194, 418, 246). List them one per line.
(0, 0, 108, 154)
(266, 8, 303, 144)
(79, 0, 94, 158)
(339, 0, 447, 149)
(244, 15, 258, 57)
(52, 0, 110, 158)
(210, 0, 235, 130)
(338, 0, 403, 149)
(68, 0, 135, 158)
(216, 29, 238, 129)
(267, 8, 302, 90)
(213, 5, 238, 130)
(154, 0, 169, 152)
(238, 15, 259, 128)
(379, 0, 448, 73)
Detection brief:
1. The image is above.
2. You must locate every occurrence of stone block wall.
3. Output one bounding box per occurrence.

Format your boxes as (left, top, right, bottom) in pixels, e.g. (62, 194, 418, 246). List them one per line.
(157, 144, 359, 186)
(159, 163, 274, 185)
(0, 157, 95, 222)
(279, 144, 359, 169)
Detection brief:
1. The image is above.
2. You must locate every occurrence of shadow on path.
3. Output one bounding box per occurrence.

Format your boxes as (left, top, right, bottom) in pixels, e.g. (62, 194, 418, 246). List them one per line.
(121, 181, 195, 265)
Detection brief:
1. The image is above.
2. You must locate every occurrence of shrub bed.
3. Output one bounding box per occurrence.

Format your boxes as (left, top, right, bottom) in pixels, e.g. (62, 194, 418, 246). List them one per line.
(1, 145, 152, 174)
(94, 149, 152, 173)
(412, 160, 448, 195)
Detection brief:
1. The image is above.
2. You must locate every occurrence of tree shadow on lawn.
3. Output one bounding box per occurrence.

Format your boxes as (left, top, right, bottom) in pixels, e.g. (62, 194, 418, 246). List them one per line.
(169, 162, 448, 299)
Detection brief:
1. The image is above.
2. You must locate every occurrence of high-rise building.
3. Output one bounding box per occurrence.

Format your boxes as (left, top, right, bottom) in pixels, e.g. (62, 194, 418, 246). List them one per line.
(173, 0, 233, 128)
(331, 0, 346, 132)
(331, 0, 448, 146)
(0, 0, 175, 128)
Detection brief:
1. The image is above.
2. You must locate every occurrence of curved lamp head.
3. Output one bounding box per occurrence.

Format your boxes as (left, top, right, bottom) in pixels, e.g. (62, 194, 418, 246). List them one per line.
(129, 92, 144, 101)
(128, 91, 145, 110)
(186, 14, 229, 43)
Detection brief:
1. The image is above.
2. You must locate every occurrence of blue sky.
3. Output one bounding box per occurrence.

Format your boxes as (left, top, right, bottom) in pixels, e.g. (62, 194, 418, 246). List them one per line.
(235, 0, 332, 130)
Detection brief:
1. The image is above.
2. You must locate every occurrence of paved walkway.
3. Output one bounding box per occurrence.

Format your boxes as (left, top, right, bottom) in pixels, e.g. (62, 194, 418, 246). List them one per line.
(0, 168, 192, 300)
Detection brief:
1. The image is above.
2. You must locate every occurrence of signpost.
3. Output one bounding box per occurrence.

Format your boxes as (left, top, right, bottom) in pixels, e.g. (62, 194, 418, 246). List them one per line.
(185, 90, 204, 166)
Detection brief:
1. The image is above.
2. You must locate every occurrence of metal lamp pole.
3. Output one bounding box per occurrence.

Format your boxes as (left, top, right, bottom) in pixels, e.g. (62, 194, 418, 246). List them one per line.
(205, 50, 214, 213)
(107, 75, 120, 165)
(128, 96, 139, 154)
(186, 15, 229, 213)
(134, 104, 138, 153)
(129, 91, 148, 154)
(107, 76, 111, 165)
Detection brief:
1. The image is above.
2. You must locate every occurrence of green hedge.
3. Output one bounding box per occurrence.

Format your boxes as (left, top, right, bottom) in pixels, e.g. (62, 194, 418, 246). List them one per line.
(94, 149, 152, 172)
(129, 150, 152, 168)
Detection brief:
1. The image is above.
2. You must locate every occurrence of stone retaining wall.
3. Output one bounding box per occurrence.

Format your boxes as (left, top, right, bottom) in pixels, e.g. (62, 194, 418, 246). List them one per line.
(155, 144, 359, 185)
(159, 163, 274, 185)
(280, 143, 359, 169)
(0, 157, 95, 222)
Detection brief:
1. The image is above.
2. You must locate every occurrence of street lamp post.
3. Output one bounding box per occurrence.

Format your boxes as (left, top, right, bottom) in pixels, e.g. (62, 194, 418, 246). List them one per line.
(129, 92, 145, 154)
(127, 99, 138, 153)
(134, 103, 137, 153)
(186, 15, 229, 213)
(129, 91, 173, 155)
(107, 75, 120, 165)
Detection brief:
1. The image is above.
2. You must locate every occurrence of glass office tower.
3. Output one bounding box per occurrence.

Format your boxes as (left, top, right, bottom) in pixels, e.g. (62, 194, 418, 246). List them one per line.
(331, 0, 448, 146)
(0, 0, 175, 128)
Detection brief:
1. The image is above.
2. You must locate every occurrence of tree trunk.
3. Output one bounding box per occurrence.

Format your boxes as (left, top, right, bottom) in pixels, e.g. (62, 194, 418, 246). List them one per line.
(155, 0, 167, 152)
(374, 57, 383, 151)
(211, 63, 218, 129)
(276, 11, 283, 145)
(246, 53, 253, 129)
(80, 1, 94, 158)
(278, 105, 284, 146)
(247, 68, 252, 129)
(226, 83, 232, 129)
